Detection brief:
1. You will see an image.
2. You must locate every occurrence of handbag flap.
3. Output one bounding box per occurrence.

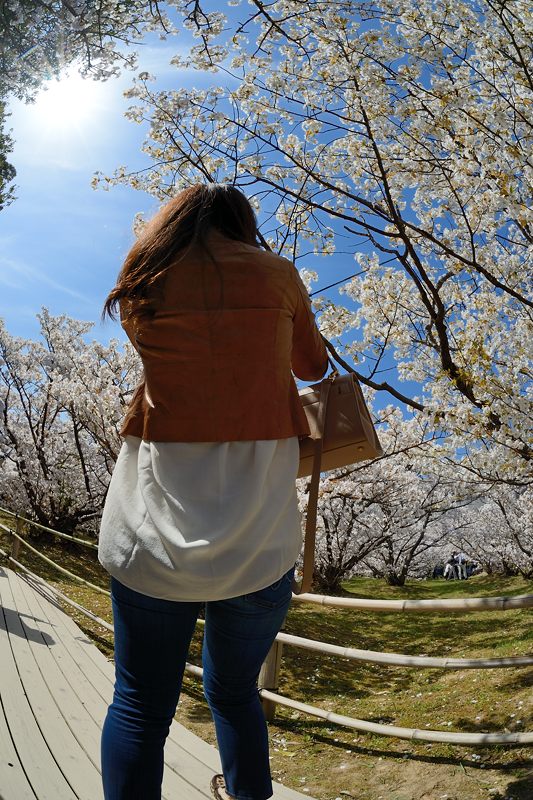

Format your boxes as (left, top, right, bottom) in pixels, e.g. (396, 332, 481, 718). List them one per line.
(298, 372, 383, 476)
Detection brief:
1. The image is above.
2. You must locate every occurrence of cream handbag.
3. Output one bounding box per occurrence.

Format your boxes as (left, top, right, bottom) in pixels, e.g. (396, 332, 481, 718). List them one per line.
(295, 370, 383, 593)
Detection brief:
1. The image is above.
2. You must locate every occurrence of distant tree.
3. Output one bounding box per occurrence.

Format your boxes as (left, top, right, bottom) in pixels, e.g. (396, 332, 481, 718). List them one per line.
(453, 487, 533, 578)
(303, 408, 475, 592)
(309, 489, 387, 595)
(0, 310, 141, 533)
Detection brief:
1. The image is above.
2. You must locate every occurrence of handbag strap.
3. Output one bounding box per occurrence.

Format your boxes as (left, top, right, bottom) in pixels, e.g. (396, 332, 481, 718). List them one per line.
(294, 373, 335, 594)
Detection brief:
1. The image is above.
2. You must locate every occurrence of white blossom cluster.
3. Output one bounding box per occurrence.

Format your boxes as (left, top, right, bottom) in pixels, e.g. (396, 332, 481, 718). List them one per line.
(3, 0, 531, 556)
(0, 0, 176, 99)
(449, 486, 533, 578)
(0, 310, 141, 532)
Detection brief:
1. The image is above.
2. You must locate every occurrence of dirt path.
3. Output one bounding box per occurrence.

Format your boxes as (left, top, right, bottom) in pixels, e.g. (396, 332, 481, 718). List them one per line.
(305, 753, 533, 800)
(177, 688, 533, 800)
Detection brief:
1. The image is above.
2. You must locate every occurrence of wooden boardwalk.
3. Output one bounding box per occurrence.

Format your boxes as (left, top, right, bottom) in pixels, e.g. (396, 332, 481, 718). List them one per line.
(0, 565, 311, 800)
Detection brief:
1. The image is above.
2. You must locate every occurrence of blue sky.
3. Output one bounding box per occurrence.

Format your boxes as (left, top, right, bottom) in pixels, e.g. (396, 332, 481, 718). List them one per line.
(1, 39, 192, 342)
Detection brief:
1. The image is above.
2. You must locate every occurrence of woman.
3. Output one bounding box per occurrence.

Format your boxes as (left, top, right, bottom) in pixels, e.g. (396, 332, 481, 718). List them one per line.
(98, 183, 328, 800)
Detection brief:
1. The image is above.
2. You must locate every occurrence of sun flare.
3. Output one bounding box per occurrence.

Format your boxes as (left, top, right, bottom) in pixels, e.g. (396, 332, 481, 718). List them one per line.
(33, 73, 103, 131)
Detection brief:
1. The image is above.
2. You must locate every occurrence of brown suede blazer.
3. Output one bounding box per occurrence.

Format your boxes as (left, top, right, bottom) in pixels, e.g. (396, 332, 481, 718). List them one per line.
(120, 233, 328, 442)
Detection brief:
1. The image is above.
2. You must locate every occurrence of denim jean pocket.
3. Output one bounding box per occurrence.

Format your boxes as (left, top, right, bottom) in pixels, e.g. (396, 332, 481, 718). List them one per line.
(244, 566, 295, 609)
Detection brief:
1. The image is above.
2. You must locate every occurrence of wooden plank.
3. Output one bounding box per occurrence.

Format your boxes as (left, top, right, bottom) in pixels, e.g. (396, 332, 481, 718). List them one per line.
(166, 716, 310, 800)
(20, 575, 116, 693)
(19, 573, 211, 800)
(0, 569, 77, 800)
(4, 570, 103, 800)
(0, 664, 38, 800)
(21, 577, 214, 773)
(28, 580, 218, 794)
(12, 572, 105, 767)
(18, 576, 195, 800)
(16, 572, 109, 716)
(25, 575, 117, 682)
(14, 570, 313, 800)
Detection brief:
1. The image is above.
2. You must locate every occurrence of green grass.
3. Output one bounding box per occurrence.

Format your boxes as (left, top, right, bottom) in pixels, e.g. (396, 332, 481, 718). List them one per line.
(1, 516, 532, 800)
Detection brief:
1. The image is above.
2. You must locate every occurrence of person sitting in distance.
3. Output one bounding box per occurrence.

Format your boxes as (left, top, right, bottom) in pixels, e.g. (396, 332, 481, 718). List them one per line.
(457, 551, 468, 580)
(444, 553, 459, 580)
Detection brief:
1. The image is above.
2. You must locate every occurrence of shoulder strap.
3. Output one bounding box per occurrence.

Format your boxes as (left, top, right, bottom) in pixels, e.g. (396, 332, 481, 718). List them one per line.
(294, 374, 335, 594)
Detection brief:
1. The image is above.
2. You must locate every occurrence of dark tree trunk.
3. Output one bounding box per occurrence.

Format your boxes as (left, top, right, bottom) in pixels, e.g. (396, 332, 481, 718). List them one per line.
(385, 571, 406, 587)
(500, 560, 519, 577)
(313, 565, 345, 595)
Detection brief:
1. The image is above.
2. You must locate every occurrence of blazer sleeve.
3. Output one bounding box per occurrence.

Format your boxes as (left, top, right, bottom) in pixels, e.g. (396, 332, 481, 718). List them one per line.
(289, 266, 329, 381)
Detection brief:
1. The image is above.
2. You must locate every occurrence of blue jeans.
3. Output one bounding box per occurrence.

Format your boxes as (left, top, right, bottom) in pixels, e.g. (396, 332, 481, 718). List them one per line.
(101, 568, 294, 800)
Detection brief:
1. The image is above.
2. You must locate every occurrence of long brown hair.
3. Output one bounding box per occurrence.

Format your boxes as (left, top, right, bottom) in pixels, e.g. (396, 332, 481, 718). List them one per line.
(103, 183, 258, 320)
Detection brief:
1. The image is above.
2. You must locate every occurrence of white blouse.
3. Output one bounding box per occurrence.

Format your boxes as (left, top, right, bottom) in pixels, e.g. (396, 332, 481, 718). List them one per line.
(98, 436, 302, 601)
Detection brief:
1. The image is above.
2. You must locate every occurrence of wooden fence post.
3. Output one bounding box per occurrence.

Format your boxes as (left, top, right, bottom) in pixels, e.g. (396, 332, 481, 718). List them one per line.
(10, 515, 23, 560)
(258, 639, 283, 722)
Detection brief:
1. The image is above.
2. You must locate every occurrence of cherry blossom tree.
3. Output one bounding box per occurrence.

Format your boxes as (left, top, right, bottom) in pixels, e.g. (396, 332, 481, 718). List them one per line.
(97, 0, 532, 487)
(0, 310, 141, 533)
(306, 407, 475, 591)
(452, 486, 533, 577)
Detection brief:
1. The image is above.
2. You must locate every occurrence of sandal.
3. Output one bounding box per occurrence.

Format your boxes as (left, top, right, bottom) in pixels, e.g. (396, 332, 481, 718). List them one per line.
(210, 773, 236, 800)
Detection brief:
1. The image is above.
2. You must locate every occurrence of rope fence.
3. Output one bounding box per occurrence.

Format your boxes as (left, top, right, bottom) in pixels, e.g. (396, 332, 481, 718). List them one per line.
(0, 525, 110, 596)
(0, 506, 98, 550)
(1, 509, 533, 747)
(3, 522, 532, 670)
(292, 591, 533, 612)
(274, 629, 533, 669)
(257, 691, 533, 746)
